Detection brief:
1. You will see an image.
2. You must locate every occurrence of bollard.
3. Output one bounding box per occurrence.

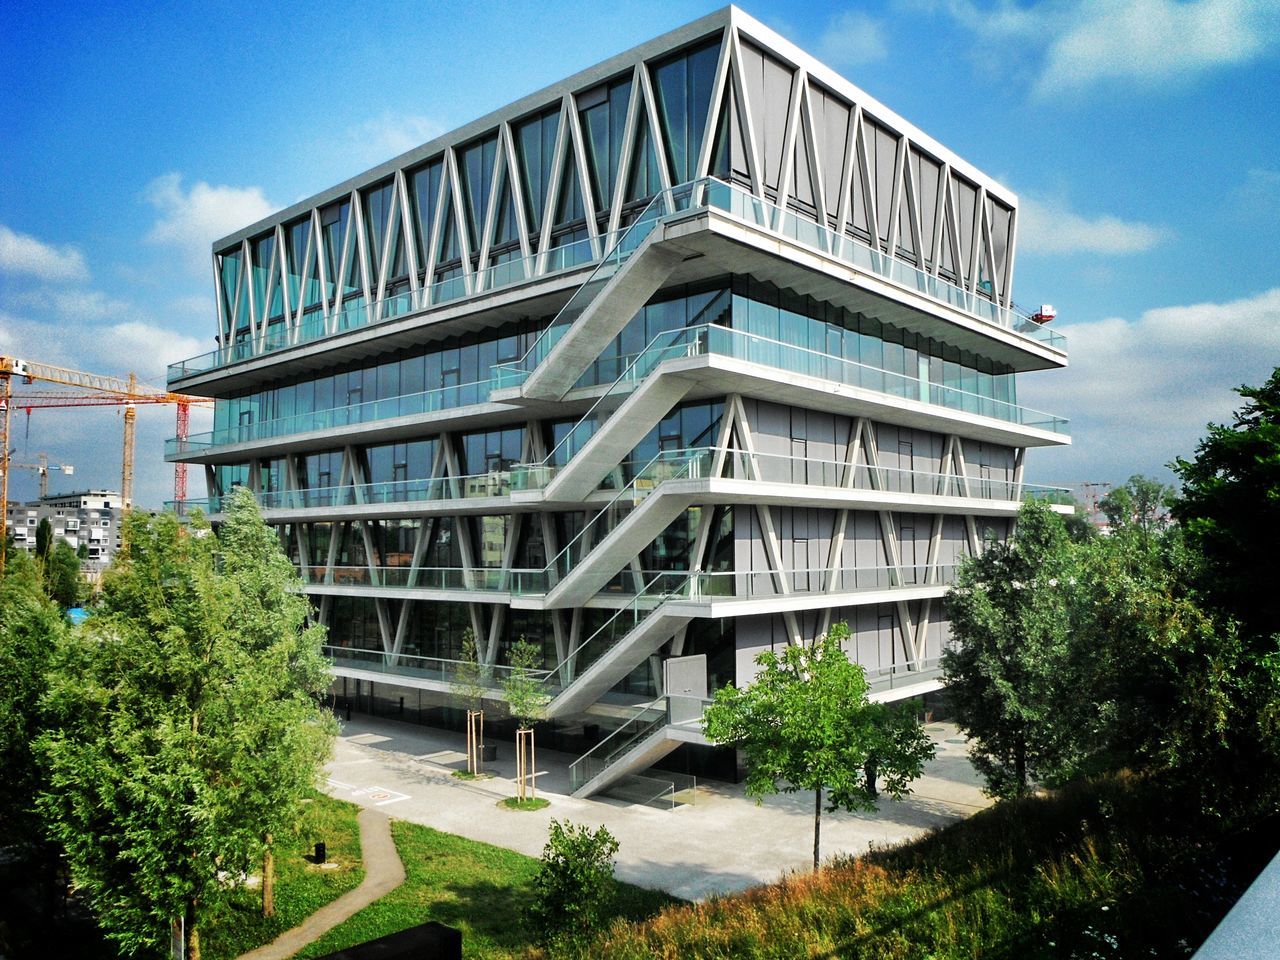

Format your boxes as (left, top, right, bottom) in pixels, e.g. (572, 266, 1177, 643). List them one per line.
(314, 841, 326, 864)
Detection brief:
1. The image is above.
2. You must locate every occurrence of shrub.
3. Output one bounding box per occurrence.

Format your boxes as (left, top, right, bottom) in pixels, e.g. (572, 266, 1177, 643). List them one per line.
(527, 818, 620, 950)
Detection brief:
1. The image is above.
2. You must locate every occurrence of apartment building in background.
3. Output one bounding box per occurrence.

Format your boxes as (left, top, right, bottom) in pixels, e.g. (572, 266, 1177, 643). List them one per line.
(4, 489, 124, 576)
(165, 6, 1069, 796)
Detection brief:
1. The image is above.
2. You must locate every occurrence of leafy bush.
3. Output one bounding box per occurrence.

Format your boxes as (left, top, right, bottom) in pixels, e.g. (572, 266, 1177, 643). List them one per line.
(527, 818, 620, 950)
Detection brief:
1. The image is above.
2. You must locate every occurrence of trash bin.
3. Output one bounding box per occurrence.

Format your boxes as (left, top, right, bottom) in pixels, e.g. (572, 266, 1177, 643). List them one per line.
(314, 842, 326, 864)
(481, 744, 497, 762)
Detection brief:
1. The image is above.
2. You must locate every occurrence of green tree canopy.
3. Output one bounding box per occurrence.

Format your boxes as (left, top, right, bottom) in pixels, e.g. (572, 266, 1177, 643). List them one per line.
(37, 488, 335, 959)
(1099, 475, 1176, 540)
(502, 636, 549, 728)
(44, 539, 85, 608)
(942, 500, 1080, 797)
(1172, 369, 1280, 818)
(0, 551, 65, 849)
(704, 622, 934, 869)
(1174, 369, 1280, 642)
(34, 517, 53, 560)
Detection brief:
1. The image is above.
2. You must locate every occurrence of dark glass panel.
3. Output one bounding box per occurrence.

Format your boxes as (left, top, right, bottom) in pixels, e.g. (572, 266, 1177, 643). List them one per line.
(489, 170, 520, 264)
(436, 192, 461, 262)
(459, 135, 498, 251)
(651, 39, 720, 185)
(623, 112, 663, 205)
(285, 217, 310, 312)
(251, 232, 275, 323)
(361, 179, 394, 277)
(217, 247, 242, 332)
(320, 199, 350, 306)
(408, 159, 443, 269)
(514, 108, 560, 237)
(577, 76, 633, 213)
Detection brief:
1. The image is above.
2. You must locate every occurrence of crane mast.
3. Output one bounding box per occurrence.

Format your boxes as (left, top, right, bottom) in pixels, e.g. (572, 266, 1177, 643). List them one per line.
(0, 355, 211, 577)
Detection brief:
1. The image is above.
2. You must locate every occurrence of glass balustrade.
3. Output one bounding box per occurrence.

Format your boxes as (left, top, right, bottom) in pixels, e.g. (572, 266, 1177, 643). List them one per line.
(166, 378, 494, 456)
(322, 644, 550, 687)
(300, 565, 538, 591)
(171, 177, 1064, 383)
(492, 183, 704, 388)
(568, 699, 669, 792)
(168, 236, 600, 381)
(164, 453, 1065, 519)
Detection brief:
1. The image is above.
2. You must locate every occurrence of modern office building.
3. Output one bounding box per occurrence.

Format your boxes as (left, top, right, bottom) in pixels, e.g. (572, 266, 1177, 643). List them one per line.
(166, 6, 1069, 796)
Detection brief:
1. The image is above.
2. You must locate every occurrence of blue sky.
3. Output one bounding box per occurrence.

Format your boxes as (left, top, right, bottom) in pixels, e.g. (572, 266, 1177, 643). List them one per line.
(2, 0, 1278, 507)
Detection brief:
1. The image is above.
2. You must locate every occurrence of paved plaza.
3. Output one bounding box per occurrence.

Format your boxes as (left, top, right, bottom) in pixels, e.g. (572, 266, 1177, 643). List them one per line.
(323, 715, 990, 901)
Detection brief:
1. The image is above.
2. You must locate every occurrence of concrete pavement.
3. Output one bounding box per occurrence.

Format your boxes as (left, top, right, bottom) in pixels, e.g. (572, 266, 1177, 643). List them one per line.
(322, 715, 989, 901)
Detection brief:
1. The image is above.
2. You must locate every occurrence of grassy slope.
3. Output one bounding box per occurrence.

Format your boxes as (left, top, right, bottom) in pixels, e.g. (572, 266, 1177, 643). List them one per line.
(201, 793, 364, 960)
(586, 773, 1278, 959)
(297, 820, 674, 960)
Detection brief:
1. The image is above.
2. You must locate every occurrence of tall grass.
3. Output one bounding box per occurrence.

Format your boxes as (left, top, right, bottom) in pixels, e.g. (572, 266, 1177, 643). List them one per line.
(582, 773, 1274, 959)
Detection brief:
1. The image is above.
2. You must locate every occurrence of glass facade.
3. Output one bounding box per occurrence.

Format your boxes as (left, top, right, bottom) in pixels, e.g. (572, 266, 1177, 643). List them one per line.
(177, 13, 1064, 778)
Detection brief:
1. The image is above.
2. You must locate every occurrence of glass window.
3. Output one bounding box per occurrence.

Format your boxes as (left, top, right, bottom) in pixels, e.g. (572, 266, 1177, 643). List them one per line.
(651, 40, 720, 186)
(514, 108, 560, 239)
(217, 247, 243, 334)
(361, 179, 395, 279)
(577, 76, 633, 214)
(623, 113, 664, 209)
(408, 158, 443, 271)
(459, 135, 498, 254)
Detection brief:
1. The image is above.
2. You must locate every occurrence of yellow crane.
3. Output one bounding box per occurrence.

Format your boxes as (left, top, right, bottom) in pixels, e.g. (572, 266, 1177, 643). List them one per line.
(0, 355, 211, 577)
(9, 453, 75, 498)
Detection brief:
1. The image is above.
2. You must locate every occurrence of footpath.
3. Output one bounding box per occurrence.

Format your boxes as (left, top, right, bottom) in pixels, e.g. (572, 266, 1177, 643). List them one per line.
(236, 807, 405, 960)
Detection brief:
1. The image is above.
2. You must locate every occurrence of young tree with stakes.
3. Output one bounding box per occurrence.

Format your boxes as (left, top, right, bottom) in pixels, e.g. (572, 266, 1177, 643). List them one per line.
(452, 628, 489, 775)
(502, 637, 550, 803)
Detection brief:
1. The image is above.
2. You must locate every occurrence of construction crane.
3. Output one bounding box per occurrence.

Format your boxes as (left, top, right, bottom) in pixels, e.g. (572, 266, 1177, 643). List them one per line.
(0, 355, 211, 577)
(9, 453, 75, 498)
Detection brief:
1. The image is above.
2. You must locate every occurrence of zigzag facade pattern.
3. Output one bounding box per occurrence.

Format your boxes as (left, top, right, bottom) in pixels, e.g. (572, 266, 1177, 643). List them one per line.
(167, 7, 1070, 795)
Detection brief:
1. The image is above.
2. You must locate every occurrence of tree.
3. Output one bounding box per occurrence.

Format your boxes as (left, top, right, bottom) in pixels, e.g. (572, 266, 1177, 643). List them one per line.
(502, 637, 549, 802)
(1065, 520, 1242, 791)
(34, 517, 53, 561)
(452, 628, 488, 774)
(1174, 369, 1280, 642)
(37, 488, 336, 959)
(704, 622, 934, 870)
(44, 540, 85, 608)
(942, 500, 1079, 798)
(0, 551, 64, 850)
(1099, 475, 1176, 539)
(526, 819, 620, 950)
(1171, 369, 1280, 818)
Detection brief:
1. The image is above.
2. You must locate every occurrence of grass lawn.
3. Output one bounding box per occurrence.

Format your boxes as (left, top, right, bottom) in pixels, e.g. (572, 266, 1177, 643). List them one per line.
(296, 819, 674, 959)
(201, 792, 364, 960)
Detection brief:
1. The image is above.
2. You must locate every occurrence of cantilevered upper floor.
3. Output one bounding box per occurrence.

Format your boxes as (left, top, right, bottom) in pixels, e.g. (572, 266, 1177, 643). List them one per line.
(168, 6, 1064, 397)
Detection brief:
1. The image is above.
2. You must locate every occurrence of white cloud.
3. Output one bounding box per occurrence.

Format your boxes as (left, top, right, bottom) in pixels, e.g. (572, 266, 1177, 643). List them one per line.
(341, 112, 446, 171)
(1020, 287, 1280, 485)
(929, 0, 1279, 98)
(0, 224, 89, 281)
(1231, 167, 1280, 218)
(819, 11, 890, 67)
(14, 287, 132, 320)
(1017, 194, 1170, 255)
(144, 173, 277, 276)
(93, 321, 207, 383)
